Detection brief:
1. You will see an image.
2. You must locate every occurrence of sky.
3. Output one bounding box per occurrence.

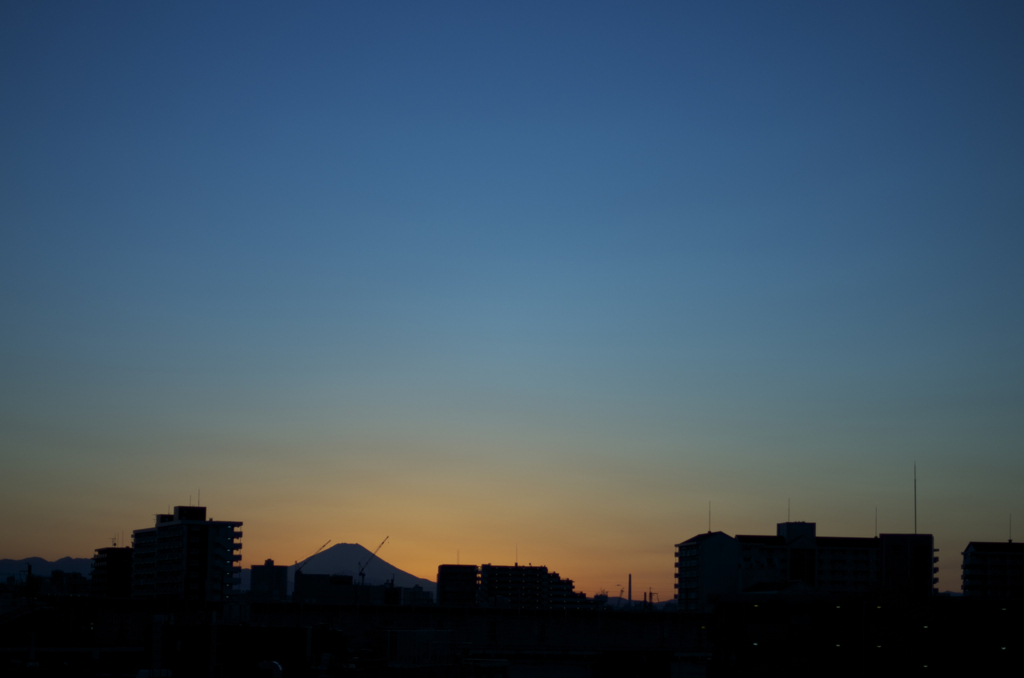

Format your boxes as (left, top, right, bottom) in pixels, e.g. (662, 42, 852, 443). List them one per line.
(1, 1, 1022, 597)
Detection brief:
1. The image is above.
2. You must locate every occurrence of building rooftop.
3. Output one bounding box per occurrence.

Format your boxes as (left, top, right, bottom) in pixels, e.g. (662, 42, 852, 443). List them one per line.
(963, 541, 1024, 554)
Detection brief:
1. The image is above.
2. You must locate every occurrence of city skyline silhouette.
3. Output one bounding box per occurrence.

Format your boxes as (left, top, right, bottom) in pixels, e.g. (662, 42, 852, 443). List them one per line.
(2, 0, 1023, 611)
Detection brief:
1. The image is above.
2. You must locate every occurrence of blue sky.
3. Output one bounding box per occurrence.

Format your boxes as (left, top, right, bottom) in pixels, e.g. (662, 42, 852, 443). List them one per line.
(2, 1, 1023, 593)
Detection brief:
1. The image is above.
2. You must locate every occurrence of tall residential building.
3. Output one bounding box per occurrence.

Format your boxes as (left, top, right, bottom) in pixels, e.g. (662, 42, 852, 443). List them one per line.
(961, 541, 1024, 597)
(675, 522, 938, 611)
(92, 546, 133, 598)
(132, 506, 242, 602)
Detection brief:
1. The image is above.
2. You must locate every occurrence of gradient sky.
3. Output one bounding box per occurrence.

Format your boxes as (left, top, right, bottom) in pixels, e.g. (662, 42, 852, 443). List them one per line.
(2, 2, 1023, 597)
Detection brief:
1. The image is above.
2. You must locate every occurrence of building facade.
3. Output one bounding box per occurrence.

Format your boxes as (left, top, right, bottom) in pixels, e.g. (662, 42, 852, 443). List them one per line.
(436, 564, 480, 606)
(92, 546, 133, 598)
(675, 522, 938, 611)
(437, 563, 587, 609)
(961, 541, 1024, 597)
(250, 558, 288, 602)
(132, 506, 242, 602)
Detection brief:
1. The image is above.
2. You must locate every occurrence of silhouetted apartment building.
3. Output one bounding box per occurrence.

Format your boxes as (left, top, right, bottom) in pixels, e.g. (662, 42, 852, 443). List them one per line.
(437, 565, 479, 606)
(437, 563, 586, 609)
(675, 522, 938, 611)
(92, 546, 133, 598)
(131, 506, 242, 602)
(250, 558, 288, 602)
(961, 541, 1024, 597)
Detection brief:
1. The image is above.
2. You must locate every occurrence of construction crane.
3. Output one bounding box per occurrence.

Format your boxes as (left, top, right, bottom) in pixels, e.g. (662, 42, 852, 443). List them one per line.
(357, 536, 389, 586)
(295, 539, 331, 573)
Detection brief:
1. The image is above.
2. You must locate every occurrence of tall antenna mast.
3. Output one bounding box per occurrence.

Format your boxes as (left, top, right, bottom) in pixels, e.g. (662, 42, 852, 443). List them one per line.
(914, 462, 917, 534)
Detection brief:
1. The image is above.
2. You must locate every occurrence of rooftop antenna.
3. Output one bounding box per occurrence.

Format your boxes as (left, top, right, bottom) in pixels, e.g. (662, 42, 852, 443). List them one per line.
(913, 462, 917, 534)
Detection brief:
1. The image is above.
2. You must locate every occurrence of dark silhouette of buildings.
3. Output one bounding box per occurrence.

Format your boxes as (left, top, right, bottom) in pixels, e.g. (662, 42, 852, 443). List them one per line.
(961, 540, 1024, 597)
(46, 570, 89, 596)
(436, 563, 587, 609)
(401, 584, 433, 606)
(131, 505, 242, 602)
(710, 592, 1014, 676)
(250, 558, 288, 602)
(293, 572, 361, 605)
(91, 546, 133, 598)
(292, 571, 432, 606)
(436, 564, 479, 606)
(675, 522, 938, 611)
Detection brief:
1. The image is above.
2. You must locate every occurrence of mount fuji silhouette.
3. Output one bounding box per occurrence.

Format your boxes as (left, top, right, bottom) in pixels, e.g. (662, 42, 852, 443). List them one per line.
(243, 543, 435, 595)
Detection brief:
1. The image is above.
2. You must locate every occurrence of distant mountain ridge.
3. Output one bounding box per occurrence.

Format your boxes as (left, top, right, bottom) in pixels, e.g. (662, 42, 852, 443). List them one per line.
(0, 557, 93, 579)
(242, 543, 435, 595)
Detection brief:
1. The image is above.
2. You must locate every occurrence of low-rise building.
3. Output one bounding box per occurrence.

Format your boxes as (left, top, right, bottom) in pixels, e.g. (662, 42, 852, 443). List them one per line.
(437, 563, 586, 609)
(250, 558, 288, 602)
